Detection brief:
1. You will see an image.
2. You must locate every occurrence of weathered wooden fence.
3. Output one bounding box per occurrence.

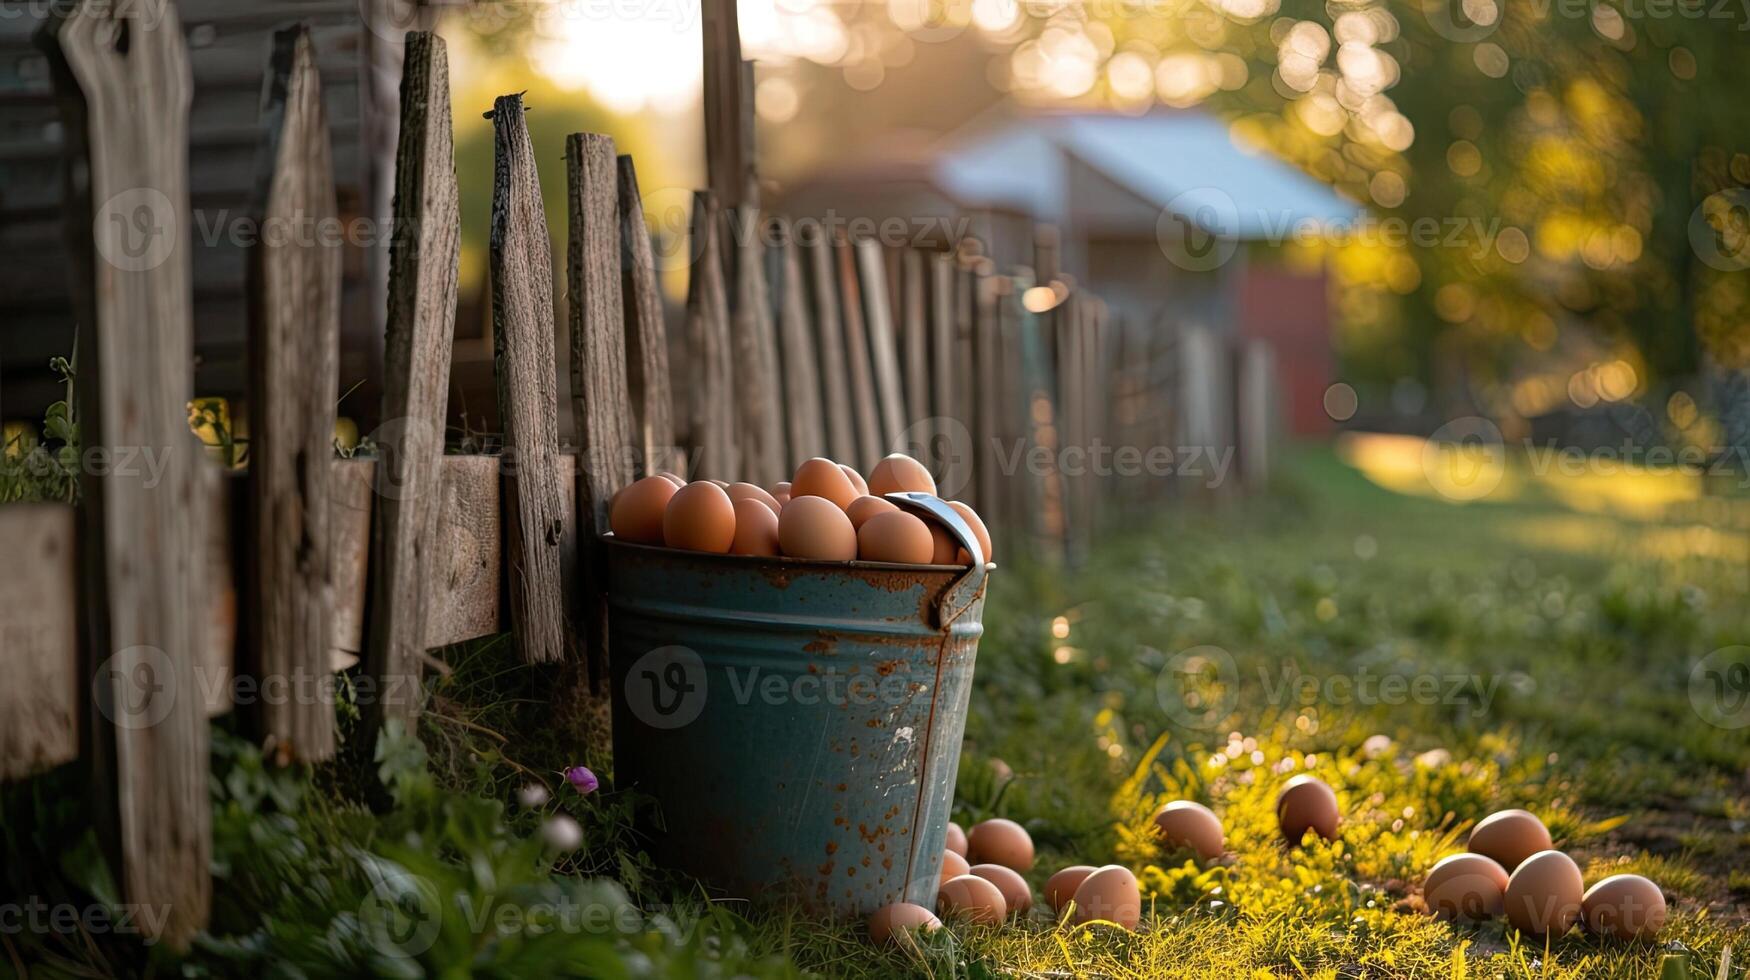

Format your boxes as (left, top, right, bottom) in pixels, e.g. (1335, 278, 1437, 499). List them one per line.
(0, 1, 1281, 950)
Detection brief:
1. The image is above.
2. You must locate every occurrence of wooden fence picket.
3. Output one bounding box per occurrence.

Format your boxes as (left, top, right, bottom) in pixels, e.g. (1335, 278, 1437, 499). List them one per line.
(566, 132, 634, 700)
(46, 0, 212, 948)
(927, 252, 955, 489)
(856, 238, 907, 453)
(616, 155, 678, 477)
(901, 248, 928, 434)
(835, 234, 884, 469)
(490, 94, 571, 665)
(363, 30, 459, 731)
(805, 231, 858, 467)
(727, 198, 786, 484)
(245, 24, 341, 763)
(772, 220, 825, 464)
(687, 191, 738, 480)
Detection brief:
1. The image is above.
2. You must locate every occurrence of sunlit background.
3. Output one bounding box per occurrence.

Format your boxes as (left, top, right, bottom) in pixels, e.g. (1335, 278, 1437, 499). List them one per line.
(434, 0, 1750, 473)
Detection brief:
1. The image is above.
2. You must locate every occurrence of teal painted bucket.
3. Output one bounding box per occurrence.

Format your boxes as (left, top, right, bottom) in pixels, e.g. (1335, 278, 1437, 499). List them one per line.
(605, 496, 989, 916)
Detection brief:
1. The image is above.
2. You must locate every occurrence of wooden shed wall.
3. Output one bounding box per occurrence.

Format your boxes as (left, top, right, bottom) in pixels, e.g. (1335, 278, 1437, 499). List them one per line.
(0, 0, 390, 421)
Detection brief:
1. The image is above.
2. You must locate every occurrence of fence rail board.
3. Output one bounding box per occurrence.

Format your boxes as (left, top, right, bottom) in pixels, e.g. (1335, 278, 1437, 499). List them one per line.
(0, 504, 78, 781)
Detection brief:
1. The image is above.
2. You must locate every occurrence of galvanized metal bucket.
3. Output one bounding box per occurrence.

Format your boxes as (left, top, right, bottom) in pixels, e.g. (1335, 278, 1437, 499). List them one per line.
(605, 497, 989, 917)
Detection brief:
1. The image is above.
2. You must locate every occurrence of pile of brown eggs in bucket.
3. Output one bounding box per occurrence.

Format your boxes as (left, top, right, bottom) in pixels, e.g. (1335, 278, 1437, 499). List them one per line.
(608, 454, 991, 565)
(869, 777, 1668, 945)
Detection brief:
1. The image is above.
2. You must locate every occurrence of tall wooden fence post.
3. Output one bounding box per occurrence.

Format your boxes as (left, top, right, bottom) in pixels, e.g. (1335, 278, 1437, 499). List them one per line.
(363, 30, 459, 735)
(686, 191, 737, 480)
(566, 132, 633, 732)
(245, 25, 341, 763)
(490, 94, 570, 664)
(46, 0, 211, 947)
(616, 155, 678, 476)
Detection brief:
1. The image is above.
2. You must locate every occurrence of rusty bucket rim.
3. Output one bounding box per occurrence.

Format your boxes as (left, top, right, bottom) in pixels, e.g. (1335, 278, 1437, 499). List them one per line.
(601, 534, 998, 575)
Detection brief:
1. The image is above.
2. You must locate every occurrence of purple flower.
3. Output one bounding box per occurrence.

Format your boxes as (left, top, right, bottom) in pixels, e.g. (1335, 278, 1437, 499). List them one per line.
(563, 766, 599, 795)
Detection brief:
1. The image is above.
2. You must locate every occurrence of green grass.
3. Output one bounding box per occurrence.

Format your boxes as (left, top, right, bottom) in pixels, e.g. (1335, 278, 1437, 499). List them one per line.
(7, 444, 1748, 978)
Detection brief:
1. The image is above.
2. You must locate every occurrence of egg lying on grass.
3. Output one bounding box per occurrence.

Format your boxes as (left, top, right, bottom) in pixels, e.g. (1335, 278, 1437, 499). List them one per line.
(1422, 852, 1509, 921)
(1071, 865, 1142, 929)
(1468, 809, 1552, 873)
(939, 849, 969, 888)
(867, 902, 940, 945)
(1503, 849, 1584, 936)
(969, 864, 1032, 916)
(938, 874, 1006, 925)
(1045, 866, 1097, 913)
(966, 818, 1034, 872)
(1152, 800, 1224, 860)
(1276, 775, 1340, 844)
(1581, 873, 1666, 941)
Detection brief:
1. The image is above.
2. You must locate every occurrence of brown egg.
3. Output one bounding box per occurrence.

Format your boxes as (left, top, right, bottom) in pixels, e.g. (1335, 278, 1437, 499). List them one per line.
(970, 863, 1032, 916)
(926, 522, 960, 565)
(656, 471, 686, 486)
(1071, 865, 1142, 929)
(947, 501, 994, 564)
(1277, 775, 1340, 844)
(662, 482, 735, 553)
(1582, 874, 1666, 941)
(1153, 800, 1225, 860)
(773, 491, 791, 509)
(1503, 849, 1584, 936)
(729, 499, 780, 556)
(846, 494, 899, 529)
(868, 453, 937, 497)
(945, 821, 968, 857)
(1468, 809, 1552, 873)
(727, 482, 781, 515)
(840, 464, 869, 496)
(858, 511, 935, 564)
(1422, 853, 1509, 921)
(866, 902, 941, 946)
(939, 848, 969, 888)
(769, 480, 792, 501)
(1045, 865, 1097, 913)
(608, 476, 677, 544)
(966, 818, 1035, 871)
(790, 458, 858, 510)
(938, 874, 1006, 925)
(777, 496, 857, 560)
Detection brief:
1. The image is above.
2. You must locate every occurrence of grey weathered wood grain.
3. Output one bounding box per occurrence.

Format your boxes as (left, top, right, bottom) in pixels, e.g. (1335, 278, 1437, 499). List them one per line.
(952, 262, 978, 505)
(616, 154, 678, 476)
(199, 464, 238, 718)
(244, 25, 340, 762)
(835, 235, 883, 468)
(900, 248, 927, 434)
(685, 191, 737, 479)
(47, 0, 211, 947)
(726, 194, 785, 484)
(0, 504, 78, 781)
(363, 30, 459, 726)
(805, 230, 857, 464)
(772, 221, 823, 463)
(490, 93, 570, 664)
(425, 454, 503, 647)
(928, 252, 956, 490)
(327, 458, 374, 676)
(566, 132, 632, 701)
(702, 1, 750, 211)
(855, 238, 906, 451)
